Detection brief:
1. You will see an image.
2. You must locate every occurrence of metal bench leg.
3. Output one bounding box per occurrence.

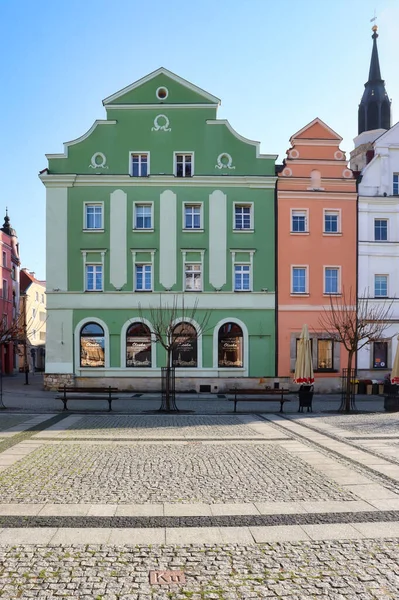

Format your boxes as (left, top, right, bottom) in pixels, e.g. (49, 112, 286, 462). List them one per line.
(63, 385, 68, 410)
(108, 387, 112, 412)
(280, 400, 284, 413)
(234, 399, 237, 413)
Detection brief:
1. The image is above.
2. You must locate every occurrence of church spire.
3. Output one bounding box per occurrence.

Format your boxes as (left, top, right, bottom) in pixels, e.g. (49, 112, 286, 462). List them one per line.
(358, 25, 391, 134)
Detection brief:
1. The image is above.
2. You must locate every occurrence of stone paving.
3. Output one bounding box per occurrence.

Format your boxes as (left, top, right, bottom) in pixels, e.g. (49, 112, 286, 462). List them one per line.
(1, 382, 399, 598)
(0, 540, 398, 599)
(59, 415, 266, 439)
(0, 443, 353, 504)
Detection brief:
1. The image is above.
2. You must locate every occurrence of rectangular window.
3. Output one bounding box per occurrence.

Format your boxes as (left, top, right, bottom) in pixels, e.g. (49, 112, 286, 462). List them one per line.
(136, 265, 152, 291)
(375, 274, 388, 297)
(131, 153, 148, 177)
(292, 210, 307, 232)
(324, 267, 339, 294)
(185, 264, 202, 291)
(234, 265, 250, 291)
(2, 251, 6, 267)
(234, 205, 252, 230)
(32, 308, 36, 319)
(85, 204, 103, 230)
(85, 265, 103, 291)
(292, 267, 307, 294)
(373, 341, 388, 369)
(35, 292, 39, 301)
(393, 174, 398, 195)
(374, 219, 388, 241)
(2, 280, 7, 300)
(175, 154, 193, 177)
(184, 205, 201, 229)
(135, 204, 152, 229)
(324, 211, 339, 233)
(41, 294, 44, 303)
(317, 339, 333, 369)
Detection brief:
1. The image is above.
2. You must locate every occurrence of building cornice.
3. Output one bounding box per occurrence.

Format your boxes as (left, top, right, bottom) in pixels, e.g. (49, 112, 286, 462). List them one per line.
(105, 103, 218, 110)
(39, 174, 277, 189)
(278, 191, 357, 201)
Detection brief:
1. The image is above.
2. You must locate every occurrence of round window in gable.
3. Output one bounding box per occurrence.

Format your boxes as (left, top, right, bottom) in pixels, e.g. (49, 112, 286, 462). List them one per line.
(156, 87, 168, 100)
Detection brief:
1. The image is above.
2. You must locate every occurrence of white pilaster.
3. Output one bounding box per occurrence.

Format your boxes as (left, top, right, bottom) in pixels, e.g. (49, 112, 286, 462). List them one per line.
(46, 187, 68, 291)
(159, 190, 177, 289)
(45, 309, 73, 373)
(110, 189, 127, 289)
(209, 190, 227, 289)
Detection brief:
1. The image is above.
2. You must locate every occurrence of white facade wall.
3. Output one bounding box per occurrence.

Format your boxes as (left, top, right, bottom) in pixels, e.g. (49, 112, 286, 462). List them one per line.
(358, 122, 399, 377)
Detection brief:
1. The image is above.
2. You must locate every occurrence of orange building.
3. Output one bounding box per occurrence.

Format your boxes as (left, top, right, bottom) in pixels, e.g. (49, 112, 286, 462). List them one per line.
(277, 118, 357, 391)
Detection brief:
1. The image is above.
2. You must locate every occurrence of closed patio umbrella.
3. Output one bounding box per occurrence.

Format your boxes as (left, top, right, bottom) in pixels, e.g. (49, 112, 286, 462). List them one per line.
(391, 336, 399, 384)
(294, 324, 314, 385)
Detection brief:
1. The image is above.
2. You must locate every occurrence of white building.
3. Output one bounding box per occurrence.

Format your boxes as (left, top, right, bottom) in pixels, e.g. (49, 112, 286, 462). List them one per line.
(357, 121, 399, 377)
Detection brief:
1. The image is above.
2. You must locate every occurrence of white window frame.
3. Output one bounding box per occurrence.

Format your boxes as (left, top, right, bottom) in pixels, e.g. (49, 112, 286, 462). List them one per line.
(132, 250, 156, 292)
(323, 209, 341, 234)
(135, 264, 153, 292)
(129, 152, 150, 177)
(2, 251, 6, 267)
(133, 202, 154, 231)
(233, 203, 254, 232)
(374, 274, 389, 298)
(230, 250, 255, 292)
(291, 265, 308, 295)
(2, 279, 7, 300)
(83, 202, 104, 231)
(323, 266, 341, 295)
(82, 250, 106, 292)
(183, 202, 203, 231)
(174, 152, 194, 177)
(85, 264, 103, 292)
(181, 250, 205, 292)
(393, 173, 398, 195)
(290, 209, 309, 234)
(374, 218, 388, 241)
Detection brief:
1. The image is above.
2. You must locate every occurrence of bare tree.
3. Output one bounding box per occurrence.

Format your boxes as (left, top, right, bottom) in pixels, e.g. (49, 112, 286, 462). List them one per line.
(139, 294, 211, 412)
(318, 288, 394, 412)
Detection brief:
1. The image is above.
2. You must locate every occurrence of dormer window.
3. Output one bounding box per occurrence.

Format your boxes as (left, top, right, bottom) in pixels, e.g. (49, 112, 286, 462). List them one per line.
(131, 153, 149, 177)
(175, 153, 193, 177)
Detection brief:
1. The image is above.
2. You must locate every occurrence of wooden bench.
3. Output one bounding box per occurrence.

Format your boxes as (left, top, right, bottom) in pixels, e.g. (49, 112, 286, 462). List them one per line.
(56, 386, 119, 411)
(227, 388, 291, 413)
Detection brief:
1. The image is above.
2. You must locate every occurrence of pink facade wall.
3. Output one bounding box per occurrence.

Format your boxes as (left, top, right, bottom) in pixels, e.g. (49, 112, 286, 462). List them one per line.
(277, 119, 357, 382)
(0, 231, 15, 373)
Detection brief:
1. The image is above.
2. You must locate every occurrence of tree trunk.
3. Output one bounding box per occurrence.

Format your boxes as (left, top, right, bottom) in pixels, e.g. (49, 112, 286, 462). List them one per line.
(345, 350, 354, 413)
(165, 348, 172, 412)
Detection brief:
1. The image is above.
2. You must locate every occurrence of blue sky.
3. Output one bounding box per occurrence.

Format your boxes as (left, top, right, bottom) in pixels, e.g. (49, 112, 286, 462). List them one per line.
(1, 0, 398, 279)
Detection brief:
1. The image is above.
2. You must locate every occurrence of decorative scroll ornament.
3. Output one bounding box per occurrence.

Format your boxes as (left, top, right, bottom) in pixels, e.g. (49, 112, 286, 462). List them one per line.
(215, 153, 235, 170)
(89, 152, 108, 169)
(151, 114, 171, 132)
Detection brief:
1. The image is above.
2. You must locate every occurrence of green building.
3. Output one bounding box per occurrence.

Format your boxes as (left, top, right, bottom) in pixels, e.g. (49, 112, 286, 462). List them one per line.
(41, 68, 277, 391)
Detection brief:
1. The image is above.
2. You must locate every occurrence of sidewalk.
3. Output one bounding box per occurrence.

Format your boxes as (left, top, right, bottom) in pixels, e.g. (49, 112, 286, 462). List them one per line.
(0, 372, 387, 414)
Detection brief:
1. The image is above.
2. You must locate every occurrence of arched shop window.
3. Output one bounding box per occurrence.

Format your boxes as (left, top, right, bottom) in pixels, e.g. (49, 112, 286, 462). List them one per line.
(172, 322, 198, 367)
(80, 323, 105, 368)
(218, 322, 243, 368)
(126, 322, 152, 367)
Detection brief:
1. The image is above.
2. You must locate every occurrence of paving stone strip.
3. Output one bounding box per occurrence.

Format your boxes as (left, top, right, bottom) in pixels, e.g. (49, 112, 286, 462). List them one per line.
(261, 414, 399, 495)
(2, 509, 399, 529)
(0, 414, 69, 454)
(0, 540, 398, 599)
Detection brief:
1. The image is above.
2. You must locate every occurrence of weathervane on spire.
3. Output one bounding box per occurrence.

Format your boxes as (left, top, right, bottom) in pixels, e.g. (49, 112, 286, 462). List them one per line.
(370, 9, 378, 33)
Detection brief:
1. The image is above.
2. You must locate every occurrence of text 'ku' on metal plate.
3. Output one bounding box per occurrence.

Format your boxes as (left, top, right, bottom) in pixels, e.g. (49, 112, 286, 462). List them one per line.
(149, 570, 186, 585)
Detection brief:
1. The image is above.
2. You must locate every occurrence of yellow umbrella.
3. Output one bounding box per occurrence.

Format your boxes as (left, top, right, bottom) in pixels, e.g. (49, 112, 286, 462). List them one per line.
(294, 324, 314, 385)
(391, 335, 399, 384)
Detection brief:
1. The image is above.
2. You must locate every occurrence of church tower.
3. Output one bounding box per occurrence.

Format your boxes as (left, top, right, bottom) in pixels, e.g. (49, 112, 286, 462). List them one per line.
(350, 26, 391, 171)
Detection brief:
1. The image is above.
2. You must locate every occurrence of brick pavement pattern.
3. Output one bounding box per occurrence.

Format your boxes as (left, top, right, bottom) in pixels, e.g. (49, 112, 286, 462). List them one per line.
(0, 443, 353, 504)
(0, 541, 398, 599)
(0, 415, 32, 432)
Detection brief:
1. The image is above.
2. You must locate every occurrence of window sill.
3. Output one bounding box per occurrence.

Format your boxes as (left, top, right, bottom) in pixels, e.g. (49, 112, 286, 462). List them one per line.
(83, 229, 104, 233)
(185, 289, 203, 292)
(323, 232, 342, 236)
(233, 229, 254, 233)
(183, 229, 204, 233)
(133, 228, 154, 233)
(175, 174, 193, 178)
(323, 293, 342, 297)
(129, 174, 150, 178)
(290, 232, 309, 235)
(135, 290, 153, 293)
(234, 289, 252, 293)
(290, 293, 309, 297)
(84, 290, 103, 293)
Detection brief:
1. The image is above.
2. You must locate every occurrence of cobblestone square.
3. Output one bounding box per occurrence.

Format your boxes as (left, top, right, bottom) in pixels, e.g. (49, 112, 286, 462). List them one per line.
(0, 414, 34, 432)
(318, 413, 399, 436)
(0, 541, 398, 599)
(0, 443, 352, 504)
(60, 415, 265, 439)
